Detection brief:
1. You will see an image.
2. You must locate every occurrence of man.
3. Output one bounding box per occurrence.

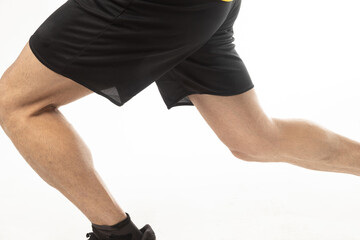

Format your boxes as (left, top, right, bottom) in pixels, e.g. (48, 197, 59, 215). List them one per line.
(1, 0, 360, 239)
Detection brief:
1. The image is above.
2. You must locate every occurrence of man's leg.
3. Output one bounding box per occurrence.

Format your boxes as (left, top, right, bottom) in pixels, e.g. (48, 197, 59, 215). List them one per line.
(188, 88, 360, 176)
(0, 42, 127, 226)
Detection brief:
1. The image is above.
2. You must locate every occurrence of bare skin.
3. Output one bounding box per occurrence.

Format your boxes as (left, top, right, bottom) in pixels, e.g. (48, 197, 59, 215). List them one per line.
(188, 90, 360, 176)
(1, 41, 360, 229)
(0, 42, 127, 226)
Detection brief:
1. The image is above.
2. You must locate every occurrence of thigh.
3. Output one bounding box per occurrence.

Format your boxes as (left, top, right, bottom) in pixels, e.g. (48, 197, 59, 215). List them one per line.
(187, 88, 278, 153)
(0, 42, 94, 117)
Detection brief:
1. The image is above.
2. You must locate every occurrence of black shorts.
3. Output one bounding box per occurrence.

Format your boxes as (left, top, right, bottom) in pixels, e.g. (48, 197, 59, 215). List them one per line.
(29, 0, 254, 110)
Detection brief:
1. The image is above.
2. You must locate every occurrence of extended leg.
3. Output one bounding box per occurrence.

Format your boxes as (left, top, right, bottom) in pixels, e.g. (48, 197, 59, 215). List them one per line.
(0, 42, 127, 225)
(188, 88, 360, 176)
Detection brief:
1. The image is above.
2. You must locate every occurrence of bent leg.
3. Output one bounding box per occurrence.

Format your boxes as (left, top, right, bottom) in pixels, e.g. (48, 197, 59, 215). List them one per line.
(188, 88, 360, 176)
(0, 42, 127, 225)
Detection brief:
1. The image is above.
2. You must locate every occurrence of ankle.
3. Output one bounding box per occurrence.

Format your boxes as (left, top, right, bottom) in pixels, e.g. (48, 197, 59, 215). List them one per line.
(91, 211, 128, 226)
(91, 212, 143, 240)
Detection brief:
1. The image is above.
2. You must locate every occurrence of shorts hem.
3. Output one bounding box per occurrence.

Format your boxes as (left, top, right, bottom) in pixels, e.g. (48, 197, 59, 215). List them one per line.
(28, 36, 125, 108)
(167, 83, 255, 110)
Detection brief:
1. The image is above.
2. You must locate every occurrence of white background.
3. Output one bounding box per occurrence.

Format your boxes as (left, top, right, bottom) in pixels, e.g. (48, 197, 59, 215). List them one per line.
(1, 0, 360, 239)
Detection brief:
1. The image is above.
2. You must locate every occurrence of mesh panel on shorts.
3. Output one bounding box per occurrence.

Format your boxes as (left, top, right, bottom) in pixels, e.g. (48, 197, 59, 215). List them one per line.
(101, 87, 122, 104)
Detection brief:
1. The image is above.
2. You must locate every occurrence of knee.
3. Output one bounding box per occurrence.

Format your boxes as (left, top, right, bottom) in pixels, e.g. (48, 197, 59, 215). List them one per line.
(228, 123, 283, 162)
(230, 141, 281, 162)
(0, 66, 58, 130)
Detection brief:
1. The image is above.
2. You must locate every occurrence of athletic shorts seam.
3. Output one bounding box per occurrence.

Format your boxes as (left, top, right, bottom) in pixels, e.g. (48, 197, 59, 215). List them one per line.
(72, 0, 122, 20)
(60, 0, 136, 73)
(167, 83, 255, 110)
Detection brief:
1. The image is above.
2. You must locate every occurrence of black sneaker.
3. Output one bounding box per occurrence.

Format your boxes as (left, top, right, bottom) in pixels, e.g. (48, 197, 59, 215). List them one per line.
(86, 224, 156, 240)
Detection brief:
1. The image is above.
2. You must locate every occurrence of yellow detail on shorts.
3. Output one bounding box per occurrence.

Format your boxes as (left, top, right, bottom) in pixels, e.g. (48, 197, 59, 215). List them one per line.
(221, 0, 233, 2)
